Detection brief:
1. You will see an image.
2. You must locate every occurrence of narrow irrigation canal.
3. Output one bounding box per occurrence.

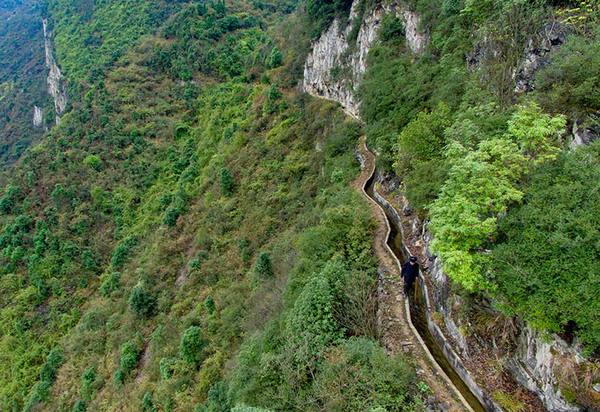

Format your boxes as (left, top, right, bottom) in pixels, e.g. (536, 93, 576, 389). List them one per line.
(364, 170, 487, 412)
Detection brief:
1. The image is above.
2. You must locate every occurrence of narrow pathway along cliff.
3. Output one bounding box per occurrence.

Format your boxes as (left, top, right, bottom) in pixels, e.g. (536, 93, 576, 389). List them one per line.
(353, 136, 474, 412)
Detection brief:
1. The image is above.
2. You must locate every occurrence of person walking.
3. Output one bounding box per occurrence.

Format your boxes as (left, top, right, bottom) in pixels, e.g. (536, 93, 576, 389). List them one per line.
(401, 256, 419, 297)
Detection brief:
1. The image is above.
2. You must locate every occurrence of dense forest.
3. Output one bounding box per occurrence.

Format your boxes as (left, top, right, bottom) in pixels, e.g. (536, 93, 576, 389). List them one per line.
(0, 0, 598, 411)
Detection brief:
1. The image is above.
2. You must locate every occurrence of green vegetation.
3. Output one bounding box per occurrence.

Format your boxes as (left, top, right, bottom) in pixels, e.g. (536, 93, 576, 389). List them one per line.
(359, 0, 600, 354)
(0, 1, 425, 410)
(1, 0, 599, 409)
(490, 142, 600, 353)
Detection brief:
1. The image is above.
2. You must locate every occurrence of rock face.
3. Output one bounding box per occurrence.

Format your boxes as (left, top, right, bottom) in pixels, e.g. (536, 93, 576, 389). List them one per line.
(33, 105, 43, 127)
(42, 18, 67, 123)
(514, 23, 568, 94)
(507, 327, 582, 412)
(571, 120, 599, 149)
(303, 0, 426, 117)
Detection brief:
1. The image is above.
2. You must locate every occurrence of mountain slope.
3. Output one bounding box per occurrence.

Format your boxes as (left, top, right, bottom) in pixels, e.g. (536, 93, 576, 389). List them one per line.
(0, 0, 51, 165)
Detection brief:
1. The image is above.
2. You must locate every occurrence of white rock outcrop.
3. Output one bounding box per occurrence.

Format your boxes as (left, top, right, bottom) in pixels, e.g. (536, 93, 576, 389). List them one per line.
(33, 105, 43, 127)
(303, 0, 426, 117)
(42, 18, 67, 124)
(507, 327, 581, 412)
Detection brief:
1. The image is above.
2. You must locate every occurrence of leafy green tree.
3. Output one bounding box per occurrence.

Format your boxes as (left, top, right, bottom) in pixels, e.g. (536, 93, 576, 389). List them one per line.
(429, 104, 566, 290)
(506, 102, 566, 165)
(128, 281, 157, 318)
(180, 326, 207, 366)
(267, 47, 283, 69)
(429, 138, 526, 290)
(490, 142, 600, 353)
(254, 252, 273, 280)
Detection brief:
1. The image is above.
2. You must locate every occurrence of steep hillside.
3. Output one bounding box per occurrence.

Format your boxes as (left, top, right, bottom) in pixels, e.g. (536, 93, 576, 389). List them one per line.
(0, 0, 51, 165)
(0, 0, 599, 411)
(0, 1, 429, 411)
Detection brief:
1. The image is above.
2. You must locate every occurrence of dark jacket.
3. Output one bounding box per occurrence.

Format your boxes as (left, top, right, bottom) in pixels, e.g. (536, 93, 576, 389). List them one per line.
(401, 261, 419, 284)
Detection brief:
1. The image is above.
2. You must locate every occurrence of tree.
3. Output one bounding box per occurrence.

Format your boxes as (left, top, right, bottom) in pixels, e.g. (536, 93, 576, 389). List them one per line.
(220, 167, 234, 196)
(128, 281, 157, 318)
(393, 103, 451, 174)
(180, 326, 207, 365)
(490, 142, 600, 354)
(267, 47, 283, 69)
(254, 252, 273, 279)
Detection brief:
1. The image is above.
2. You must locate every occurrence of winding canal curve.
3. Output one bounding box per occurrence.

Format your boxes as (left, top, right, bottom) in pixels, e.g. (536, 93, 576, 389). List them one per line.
(355, 137, 489, 412)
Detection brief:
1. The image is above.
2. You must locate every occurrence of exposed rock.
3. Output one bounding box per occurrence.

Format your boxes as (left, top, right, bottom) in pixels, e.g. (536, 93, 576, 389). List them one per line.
(514, 23, 568, 94)
(303, 0, 426, 116)
(42, 18, 67, 124)
(32, 105, 43, 127)
(505, 327, 581, 412)
(571, 119, 599, 149)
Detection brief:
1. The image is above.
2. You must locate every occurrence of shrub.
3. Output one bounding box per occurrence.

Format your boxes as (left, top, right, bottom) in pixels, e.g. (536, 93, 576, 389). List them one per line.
(83, 154, 102, 170)
(314, 337, 418, 410)
(266, 47, 283, 69)
(180, 326, 207, 365)
(536, 35, 600, 118)
(204, 296, 216, 314)
(80, 366, 97, 400)
(254, 252, 273, 280)
(72, 400, 87, 412)
(285, 275, 342, 368)
(0, 185, 21, 214)
(99, 272, 121, 297)
(39, 347, 63, 384)
(159, 357, 176, 380)
(220, 167, 235, 196)
(128, 281, 157, 318)
(203, 381, 231, 412)
(23, 347, 64, 411)
(115, 339, 141, 384)
(142, 391, 157, 412)
(111, 237, 137, 269)
(378, 14, 405, 42)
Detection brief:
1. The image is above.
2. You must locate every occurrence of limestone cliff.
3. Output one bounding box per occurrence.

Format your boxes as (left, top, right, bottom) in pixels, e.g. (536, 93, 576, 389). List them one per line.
(32, 105, 43, 127)
(303, 0, 426, 117)
(42, 18, 67, 124)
